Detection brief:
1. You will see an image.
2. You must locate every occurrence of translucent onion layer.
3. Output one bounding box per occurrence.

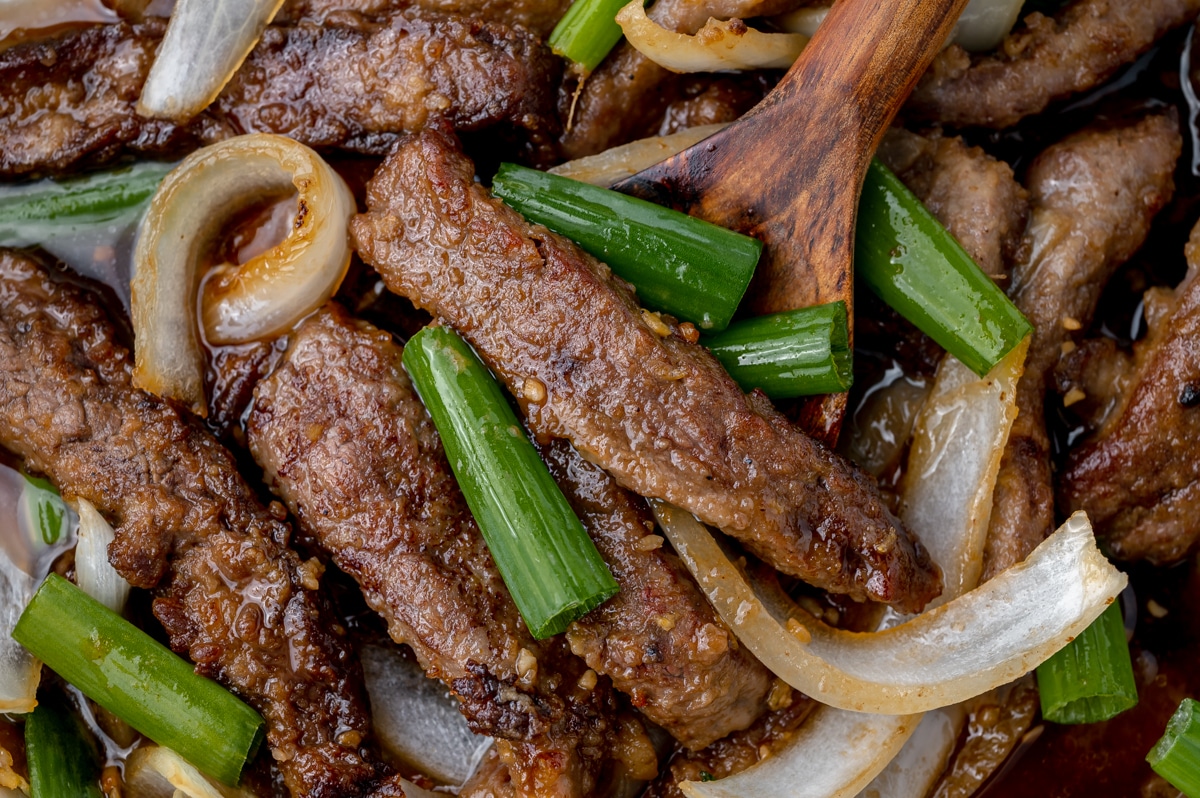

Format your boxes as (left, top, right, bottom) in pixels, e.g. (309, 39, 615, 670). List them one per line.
(74, 498, 131, 615)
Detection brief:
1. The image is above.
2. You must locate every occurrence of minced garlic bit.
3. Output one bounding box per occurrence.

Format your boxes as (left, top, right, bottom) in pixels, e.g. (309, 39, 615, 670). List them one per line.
(767, 678, 793, 712)
(1063, 387, 1086, 407)
(656, 614, 677, 631)
(786, 617, 812, 644)
(641, 309, 671, 337)
(522, 376, 547, 403)
(337, 730, 364, 747)
(1061, 316, 1083, 331)
(1147, 599, 1169, 618)
(1061, 340, 1077, 355)
(577, 669, 598, 692)
(758, 743, 772, 761)
(516, 647, 539, 685)
(297, 557, 324, 591)
(635, 534, 664, 552)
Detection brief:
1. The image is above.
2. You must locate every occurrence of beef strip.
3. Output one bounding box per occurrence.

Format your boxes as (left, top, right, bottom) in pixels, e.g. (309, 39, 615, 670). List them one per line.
(540, 439, 773, 750)
(279, 0, 572, 37)
(0, 10, 558, 177)
(983, 114, 1180, 578)
(907, 0, 1200, 130)
(350, 126, 941, 613)
(655, 75, 776, 137)
(559, 0, 798, 158)
(0, 253, 399, 798)
(1060, 218, 1200, 563)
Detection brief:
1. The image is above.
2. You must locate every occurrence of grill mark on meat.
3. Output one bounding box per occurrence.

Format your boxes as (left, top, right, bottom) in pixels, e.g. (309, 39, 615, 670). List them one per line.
(0, 253, 400, 798)
(907, 0, 1200, 130)
(245, 305, 655, 798)
(0, 11, 559, 177)
(350, 126, 942, 613)
(983, 114, 1180, 578)
(1060, 218, 1200, 564)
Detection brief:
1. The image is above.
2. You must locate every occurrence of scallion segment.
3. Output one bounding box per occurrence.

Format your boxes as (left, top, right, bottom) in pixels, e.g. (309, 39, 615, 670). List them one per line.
(13, 575, 264, 786)
(0, 162, 172, 246)
(856, 159, 1033, 377)
(491, 163, 762, 332)
(402, 325, 619, 639)
(548, 0, 635, 72)
(1148, 698, 1200, 798)
(25, 694, 104, 798)
(703, 301, 852, 398)
(1035, 600, 1137, 724)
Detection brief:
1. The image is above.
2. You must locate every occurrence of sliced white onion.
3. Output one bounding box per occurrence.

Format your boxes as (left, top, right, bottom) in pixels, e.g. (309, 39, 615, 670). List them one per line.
(124, 746, 257, 798)
(137, 0, 284, 122)
(132, 134, 354, 415)
(770, 6, 828, 38)
(857, 706, 965, 798)
(550, 124, 728, 187)
(952, 0, 1025, 52)
(653, 500, 1123, 715)
(74, 498, 131, 615)
(615, 0, 807, 72)
(361, 643, 492, 787)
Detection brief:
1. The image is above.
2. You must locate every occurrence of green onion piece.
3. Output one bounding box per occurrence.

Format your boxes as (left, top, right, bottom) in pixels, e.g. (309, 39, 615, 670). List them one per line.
(25, 694, 104, 798)
(856, 159, 1033, 377)
(402, 326, 619, 639)
(491, 163, 762, 332)
(0, 162, 173, 247)
(703, 301, 852, 398)
(548, 0, 637, 72)
(1148, 698, 1200, 798)
(1035, 600, 1138, 724)
(13, 575, 264, 786)
(19, 474, 71, 547)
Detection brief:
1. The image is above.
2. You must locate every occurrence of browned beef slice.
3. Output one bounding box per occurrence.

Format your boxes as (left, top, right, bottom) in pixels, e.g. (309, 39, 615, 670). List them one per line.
(655, 75, 776, 137)
(280, 0, 572, 37)
(0, 10, 558, 176)
(245, 305, 657, 798)
(0, 253, 398, 798)
(540, 439, 773, 750)
(907, 0, 1200, 130)
(983, 114, 1180, 578)
(1060, 219, 1200, 563)
(350, 127, 941, 613)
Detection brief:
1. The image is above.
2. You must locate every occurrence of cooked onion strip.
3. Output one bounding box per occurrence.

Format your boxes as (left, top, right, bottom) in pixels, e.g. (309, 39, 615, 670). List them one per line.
(856, 706, 965, 797)
(550, 125, 727, 187)
(132, 134, 354, 415)
(74, 498, 130, 615)
(124, 746, 256, 798)
(615, 0, 807, 72)
(952, 0, 1025, 52)
(138, 0, 285, 121)
(652, 504, 1123, 715)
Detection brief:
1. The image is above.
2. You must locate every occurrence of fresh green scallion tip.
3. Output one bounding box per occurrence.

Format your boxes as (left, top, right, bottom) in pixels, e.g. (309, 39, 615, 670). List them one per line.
(402, 325, 619, 639)
(703, 301, 852, 398)
(0, 161, 173, 247)
(1148, 698, 1200, 798)
(548, 0, 637, 72)
(25, 693, 104, 798)
(1036, 600, 1138, 724)
(13, 575, 265, 786)
(856, 159, 1033, 377)
(491, 163, 762, 333)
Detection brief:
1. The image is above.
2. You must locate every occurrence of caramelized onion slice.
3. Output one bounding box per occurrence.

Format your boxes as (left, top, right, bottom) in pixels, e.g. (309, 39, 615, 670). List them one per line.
(615, 0, 807, 72)
(137, 0, 285, 121)
(550, 125, 727, 187)
(132, 134, 354, 415)
(653, 503, 1125, 716)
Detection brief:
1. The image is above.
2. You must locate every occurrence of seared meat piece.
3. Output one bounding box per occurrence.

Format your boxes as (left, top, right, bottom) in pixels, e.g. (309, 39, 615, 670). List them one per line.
(351, 127, 942, 613)
(983, 114, 1180, 578)
(540, 439, 773, 750)
(0, 253, 398, 798)
(907, 0, 1200, 129)
(1060, 219, 1200, 563)
(655, 75, 776, 137)
(246, 305, 660, 798)
(0, 10, 558, 176)
(280, 0, 572, 37)
(559, 0, 797, 158)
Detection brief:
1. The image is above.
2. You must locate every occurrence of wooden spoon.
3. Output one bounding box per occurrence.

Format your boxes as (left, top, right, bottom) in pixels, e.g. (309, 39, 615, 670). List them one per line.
(613, 0, 971, 443)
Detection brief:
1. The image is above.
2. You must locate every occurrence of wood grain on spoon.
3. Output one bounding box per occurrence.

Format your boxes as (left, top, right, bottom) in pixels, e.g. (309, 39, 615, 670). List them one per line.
(613, 0, 971, 442)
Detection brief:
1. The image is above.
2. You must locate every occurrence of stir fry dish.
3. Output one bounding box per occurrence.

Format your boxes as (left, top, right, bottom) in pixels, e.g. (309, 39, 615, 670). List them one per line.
(0, 0, 1198, 796)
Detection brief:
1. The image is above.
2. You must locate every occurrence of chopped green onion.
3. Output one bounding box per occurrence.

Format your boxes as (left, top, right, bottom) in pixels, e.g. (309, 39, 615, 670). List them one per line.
(13, 575, 264, 786)
(1036, 600, 1137, 724)
(20, 474, 70, 547)
(0, 162, 173, 247)
(402, 325, 619, 639)
(25, 693, 104, 798)
(491, 163, 761, 332)
(703, 301, 852, 398)
(1148, 698, 1200, 798)
(856, 159, 1033, 377)
(548, 0, 639, 72)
